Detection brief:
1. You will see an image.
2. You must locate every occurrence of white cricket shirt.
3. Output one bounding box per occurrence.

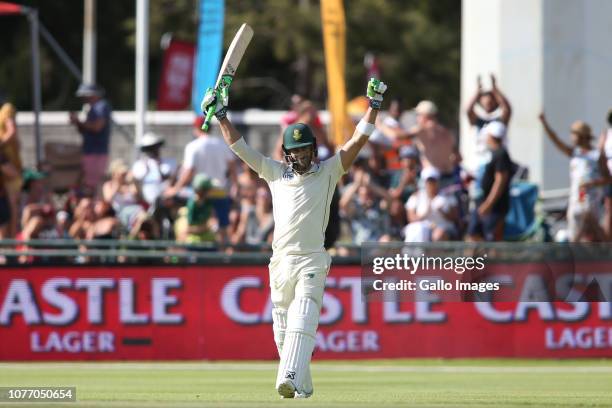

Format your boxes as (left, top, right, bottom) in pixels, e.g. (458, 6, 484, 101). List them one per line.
(230, 138, 345, 255)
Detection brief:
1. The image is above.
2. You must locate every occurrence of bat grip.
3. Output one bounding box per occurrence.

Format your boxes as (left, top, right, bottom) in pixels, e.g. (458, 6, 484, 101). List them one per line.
(202, 105, 215, 131)
(201, 77, 232, 131)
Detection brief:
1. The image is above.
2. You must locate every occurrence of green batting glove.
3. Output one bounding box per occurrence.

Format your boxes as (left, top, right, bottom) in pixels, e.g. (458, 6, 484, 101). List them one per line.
(366, 78, 387, 109)
(201, 87, 217, 113)
(215, 75, 232, 121)
(217, 77, 231, 111)
(200, 88, 217, 131)
(200, 86, 229, 131)
(210, 75, 232, 118)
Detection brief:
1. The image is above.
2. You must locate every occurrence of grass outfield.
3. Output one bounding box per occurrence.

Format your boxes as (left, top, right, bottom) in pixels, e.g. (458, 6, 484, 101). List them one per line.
(0, 360, 611, 407)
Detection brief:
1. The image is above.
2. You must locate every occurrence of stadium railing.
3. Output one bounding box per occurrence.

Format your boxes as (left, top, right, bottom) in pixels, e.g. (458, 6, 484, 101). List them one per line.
(0, 239, 359, 265)
(1, 240, 609, 266)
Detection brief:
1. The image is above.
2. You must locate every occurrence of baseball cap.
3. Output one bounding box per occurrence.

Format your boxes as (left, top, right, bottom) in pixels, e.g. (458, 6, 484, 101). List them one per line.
(415, 100, 438, 116)
(75, 83, 104, 97)
(570, 120, 592, 139)
(399, 145, 419, 159)
(192, 174, 213, 192)
(283, 123, 315, 150)
(193, 116, 206, 129)
(420, 166, 440, 181)
(139, 131, 165, 149)
(483, 121, 507, 139)
(22, 168, 46, 192)
(22, 168, 46, 182)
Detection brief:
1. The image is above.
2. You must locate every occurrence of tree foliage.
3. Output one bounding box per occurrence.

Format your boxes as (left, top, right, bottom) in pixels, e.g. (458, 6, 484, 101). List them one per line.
(0, 0, 459, 124)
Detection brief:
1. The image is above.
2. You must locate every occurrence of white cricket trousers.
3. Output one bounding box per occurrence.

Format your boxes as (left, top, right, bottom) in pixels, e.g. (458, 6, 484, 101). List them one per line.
(269, 251, 330, 394)
(268, 252, 331, 310)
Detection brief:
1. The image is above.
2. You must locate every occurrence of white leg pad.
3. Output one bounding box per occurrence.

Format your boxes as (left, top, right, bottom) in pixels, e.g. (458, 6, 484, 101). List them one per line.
(299, 364, 313, 397)
(276, 297, 320, 394)
(272, 307, 287, 357)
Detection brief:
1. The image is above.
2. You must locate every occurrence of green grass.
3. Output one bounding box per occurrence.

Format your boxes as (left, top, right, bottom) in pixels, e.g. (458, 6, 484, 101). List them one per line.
(0, 360, 611, 407)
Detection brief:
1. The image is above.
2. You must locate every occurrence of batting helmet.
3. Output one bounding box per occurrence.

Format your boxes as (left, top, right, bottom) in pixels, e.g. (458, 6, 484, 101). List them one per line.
(281, 123, 317, 156)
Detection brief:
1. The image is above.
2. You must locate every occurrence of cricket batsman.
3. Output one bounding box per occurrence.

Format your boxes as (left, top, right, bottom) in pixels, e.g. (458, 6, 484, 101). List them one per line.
(201, 78, 387, 398)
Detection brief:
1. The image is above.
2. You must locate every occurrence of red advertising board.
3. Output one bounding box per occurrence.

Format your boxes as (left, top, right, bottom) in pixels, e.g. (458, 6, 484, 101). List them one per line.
(0, 265, 610, 360)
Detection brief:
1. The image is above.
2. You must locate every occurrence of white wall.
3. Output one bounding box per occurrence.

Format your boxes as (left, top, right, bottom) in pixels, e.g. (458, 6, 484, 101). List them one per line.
(16, 110, 310, 168)
(461, 0, 612, 191)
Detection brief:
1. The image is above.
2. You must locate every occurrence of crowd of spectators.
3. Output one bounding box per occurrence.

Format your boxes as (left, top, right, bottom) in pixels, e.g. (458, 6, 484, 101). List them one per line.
(1, 76, 611, 264)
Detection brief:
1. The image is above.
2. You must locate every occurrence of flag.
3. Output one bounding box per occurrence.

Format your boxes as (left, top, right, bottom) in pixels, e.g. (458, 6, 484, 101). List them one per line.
(158, 39, 195, 110)
(192, 0, 224, 113)
(321, 0, 348, 146)
(0, 1, 23, 15)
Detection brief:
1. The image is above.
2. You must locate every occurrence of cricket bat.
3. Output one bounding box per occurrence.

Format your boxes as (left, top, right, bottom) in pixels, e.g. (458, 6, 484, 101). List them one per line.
(201, 23, 254, 131)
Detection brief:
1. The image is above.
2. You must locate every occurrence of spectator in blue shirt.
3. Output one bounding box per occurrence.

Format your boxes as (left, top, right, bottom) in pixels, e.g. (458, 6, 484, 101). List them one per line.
(69, 83, 112, 192)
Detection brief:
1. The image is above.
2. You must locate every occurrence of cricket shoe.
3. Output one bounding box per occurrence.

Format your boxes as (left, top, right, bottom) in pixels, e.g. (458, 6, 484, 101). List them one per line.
(294, 389, 313, 399)
(295, 380, 313, 399)
(277, 380, 296, 399)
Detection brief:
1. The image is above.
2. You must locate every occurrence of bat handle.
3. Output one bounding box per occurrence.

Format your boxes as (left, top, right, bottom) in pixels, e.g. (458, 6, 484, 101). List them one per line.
(202, 105, 215, 131)
(201, 77, 233, 131)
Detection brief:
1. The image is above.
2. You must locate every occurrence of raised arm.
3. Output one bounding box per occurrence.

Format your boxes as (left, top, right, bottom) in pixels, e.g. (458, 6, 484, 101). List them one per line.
(539, 112, 572, 157)
(218, 117, 271, 176)
(340, 107, 378, 171)
(466, 76, 482, 125)
(217, 117, 242, 146)
(339, 78, 387, 171)
(69, 106, 107, 133)
(490, 74, 512, 124)
(201, 87, 267, 175)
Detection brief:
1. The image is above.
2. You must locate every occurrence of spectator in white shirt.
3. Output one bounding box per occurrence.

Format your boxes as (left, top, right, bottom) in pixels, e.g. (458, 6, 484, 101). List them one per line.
(465, 74, 512, 171)
(131, 132, 176, 207)
(404, 166, 459, 242)
(539, 113, 605, 241)
(166, 117, 237, 246)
